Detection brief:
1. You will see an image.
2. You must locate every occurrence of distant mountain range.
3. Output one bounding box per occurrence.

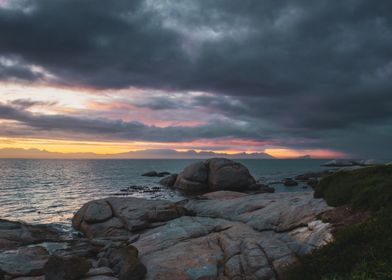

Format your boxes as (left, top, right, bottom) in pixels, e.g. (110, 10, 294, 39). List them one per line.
(0, 148, 275, 159)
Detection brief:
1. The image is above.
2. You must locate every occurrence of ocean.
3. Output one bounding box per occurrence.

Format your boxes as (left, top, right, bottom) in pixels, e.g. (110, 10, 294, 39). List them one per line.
(0, 158, 328, 230)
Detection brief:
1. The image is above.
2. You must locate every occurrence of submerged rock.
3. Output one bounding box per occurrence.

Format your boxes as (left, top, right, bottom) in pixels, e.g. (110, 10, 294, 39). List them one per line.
(173, 158, 256, 192)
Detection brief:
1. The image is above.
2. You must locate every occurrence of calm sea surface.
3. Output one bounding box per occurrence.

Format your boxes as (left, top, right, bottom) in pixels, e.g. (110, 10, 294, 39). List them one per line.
(0, 159, 328, 230)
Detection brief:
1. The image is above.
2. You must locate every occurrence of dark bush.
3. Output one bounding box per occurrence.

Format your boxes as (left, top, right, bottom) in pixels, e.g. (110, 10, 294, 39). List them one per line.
(288, 165, 392, 280)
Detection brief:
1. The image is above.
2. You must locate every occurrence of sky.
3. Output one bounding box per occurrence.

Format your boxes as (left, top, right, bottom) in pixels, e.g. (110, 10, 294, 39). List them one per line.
(0, 0, 391, 159)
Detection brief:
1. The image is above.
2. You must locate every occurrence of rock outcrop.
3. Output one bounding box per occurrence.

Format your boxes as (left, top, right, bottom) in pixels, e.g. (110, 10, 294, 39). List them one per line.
(72, 197, 188, 239)
(165, 158, 256, 192)
(0, 219, 64, 250)
(73, 191, 333, 279)
(0, 212, 150, 279)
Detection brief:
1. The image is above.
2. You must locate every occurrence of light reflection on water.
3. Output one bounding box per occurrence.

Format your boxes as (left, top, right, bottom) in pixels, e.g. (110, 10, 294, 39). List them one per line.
(0, 159, 327, 230)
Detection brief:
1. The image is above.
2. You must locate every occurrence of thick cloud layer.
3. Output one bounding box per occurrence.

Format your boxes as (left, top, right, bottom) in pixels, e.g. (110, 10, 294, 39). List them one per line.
(0, 0, 392, 158)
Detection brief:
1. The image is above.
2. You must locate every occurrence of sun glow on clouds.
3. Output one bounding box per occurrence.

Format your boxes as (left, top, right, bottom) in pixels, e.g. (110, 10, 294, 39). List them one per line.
(0, 81, 94, 112)
(0, 136, 345, 158)
(265, 148, 346, 159)
(0, 81, 346, 158)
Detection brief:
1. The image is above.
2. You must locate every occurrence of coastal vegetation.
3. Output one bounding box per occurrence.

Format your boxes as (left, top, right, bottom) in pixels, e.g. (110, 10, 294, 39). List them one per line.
(288, 165, 392, 279)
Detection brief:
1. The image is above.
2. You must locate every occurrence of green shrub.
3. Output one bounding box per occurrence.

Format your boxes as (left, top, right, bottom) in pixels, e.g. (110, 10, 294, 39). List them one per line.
(288, 165, 392, 280)
(314, 165, 392, 211)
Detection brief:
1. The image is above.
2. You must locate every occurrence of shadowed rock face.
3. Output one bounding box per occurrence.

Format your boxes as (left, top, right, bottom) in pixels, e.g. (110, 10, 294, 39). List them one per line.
(0, 246, 49, 277)
(0, 219, 64, 251)
(44, 255, 91, 280)
(171, 158, 256, 192)
(73, 191, 333, 279)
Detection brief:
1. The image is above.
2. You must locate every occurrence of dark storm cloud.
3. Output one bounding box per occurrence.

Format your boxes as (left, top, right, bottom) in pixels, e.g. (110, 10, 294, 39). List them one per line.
(1, 0, 392, 157)
(0, 102, 270, 142)
(0, 56, 44, 81)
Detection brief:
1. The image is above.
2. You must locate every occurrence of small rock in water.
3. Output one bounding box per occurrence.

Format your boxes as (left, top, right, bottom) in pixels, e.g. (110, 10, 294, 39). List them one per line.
(283, 178, 298, 186)
(141, 171, 170, 177)
(141, 171, 158, 177)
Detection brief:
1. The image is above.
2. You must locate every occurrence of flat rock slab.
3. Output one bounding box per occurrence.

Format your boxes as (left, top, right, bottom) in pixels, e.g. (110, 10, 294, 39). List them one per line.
(0, 246, 49, 277)
(0, 219, 64, 251)
(186, 192, 330, 233)
(200, 191, 248, 200)
(134, 216, 296, 279)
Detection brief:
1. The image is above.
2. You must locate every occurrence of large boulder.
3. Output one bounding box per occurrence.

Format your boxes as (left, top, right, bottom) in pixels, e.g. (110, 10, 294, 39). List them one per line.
(172, 158, 256, 192)
(72, 197, 187, 239)
(207, 158, 256, 191)
(102, 244, 146, 280)
(158, 174, 177, 187)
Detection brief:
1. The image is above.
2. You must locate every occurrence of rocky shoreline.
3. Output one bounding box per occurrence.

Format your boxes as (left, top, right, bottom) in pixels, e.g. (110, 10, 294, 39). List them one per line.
(0, 191, 334, 280)
(1, 159, 357, 279)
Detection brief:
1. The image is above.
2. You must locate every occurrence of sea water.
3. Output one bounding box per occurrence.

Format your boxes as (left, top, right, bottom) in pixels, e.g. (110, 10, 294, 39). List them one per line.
(0, 159, 327, 229)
